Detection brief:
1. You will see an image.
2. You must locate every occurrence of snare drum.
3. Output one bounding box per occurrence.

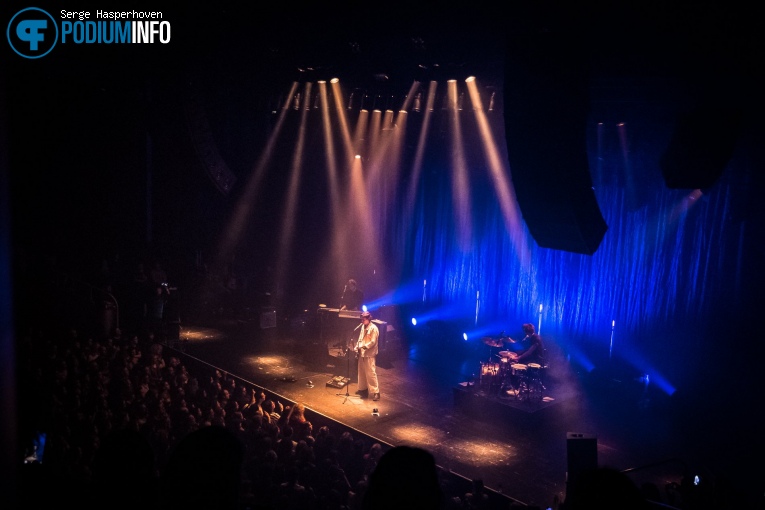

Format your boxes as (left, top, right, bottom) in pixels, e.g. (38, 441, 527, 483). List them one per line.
(510, 363, 528, 380)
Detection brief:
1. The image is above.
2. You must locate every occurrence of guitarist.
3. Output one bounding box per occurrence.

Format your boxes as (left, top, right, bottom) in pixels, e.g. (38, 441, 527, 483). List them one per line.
(353, 311, 380, 401)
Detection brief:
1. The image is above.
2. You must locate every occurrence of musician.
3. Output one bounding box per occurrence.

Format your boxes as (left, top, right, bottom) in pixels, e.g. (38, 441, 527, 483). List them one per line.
(499, 323, 546, 397)
(514, 323, 546, 365)
(340, 278, 364, 311)
(354, 311, 380, 401)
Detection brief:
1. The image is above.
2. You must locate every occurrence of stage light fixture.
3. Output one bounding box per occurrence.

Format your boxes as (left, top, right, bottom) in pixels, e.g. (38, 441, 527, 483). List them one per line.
(413, 93, 422, 112)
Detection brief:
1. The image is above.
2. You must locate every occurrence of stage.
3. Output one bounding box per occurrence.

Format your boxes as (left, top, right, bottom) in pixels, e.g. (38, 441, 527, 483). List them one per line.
(171, 317, 734, 509)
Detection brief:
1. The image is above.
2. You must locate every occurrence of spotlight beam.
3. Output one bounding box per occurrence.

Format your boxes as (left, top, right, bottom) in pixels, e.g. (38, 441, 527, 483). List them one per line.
(447, 79, 473, 249)
(274, 81, 313, 291)
(214, 81, 299, 268)
(466, 77, 531, 266)
(404, 81, 437, 218)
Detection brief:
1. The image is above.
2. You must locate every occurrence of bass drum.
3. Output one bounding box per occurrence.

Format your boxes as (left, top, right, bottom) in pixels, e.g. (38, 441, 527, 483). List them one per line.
(479, 362, 500, 387)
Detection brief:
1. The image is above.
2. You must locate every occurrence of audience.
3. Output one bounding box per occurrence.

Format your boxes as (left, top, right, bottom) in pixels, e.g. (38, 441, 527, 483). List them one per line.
(560, 465, 647, 510)
(160, 425, 244, 510)
(464, 478, 491, 510)
(88, 428, 160, 510)
(362, 445, 445, 510)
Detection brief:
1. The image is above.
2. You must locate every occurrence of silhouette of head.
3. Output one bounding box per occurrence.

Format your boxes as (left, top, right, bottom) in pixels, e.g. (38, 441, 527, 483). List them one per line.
(160, 426, 244, 510)
(362, 446, 443, 510)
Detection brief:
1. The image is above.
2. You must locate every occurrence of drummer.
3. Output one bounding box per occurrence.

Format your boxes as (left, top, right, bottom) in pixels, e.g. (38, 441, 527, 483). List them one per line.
(511, 323, 546, 366)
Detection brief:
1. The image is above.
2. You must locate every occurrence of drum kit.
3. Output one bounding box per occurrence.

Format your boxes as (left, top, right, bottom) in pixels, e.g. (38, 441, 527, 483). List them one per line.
(478, 335, 544, 401)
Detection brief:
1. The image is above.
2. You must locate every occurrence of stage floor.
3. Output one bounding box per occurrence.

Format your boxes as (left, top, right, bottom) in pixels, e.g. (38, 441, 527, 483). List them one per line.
(171, 318, 757, 508)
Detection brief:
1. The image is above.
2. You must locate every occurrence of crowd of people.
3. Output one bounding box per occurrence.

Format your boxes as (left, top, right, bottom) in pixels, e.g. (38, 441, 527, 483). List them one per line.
(11, 251, 519, 510)
(16, 311, 466, 510)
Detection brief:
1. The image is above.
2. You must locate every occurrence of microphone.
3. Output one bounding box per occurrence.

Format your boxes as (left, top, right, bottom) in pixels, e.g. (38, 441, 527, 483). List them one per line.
(354, 323, 363, 331)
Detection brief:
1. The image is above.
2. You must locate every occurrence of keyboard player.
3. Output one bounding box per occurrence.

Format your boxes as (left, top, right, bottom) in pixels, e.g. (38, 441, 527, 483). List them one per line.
(339, 278, 364, 311)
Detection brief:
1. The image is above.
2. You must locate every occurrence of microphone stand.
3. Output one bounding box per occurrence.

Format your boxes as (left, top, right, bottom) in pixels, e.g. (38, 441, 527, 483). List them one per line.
(337, 326, 362, 402)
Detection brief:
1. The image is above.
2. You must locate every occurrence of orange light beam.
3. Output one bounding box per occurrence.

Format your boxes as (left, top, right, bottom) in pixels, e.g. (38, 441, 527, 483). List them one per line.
(274, 81, 312, 288)
(466, 76, 530, 264)
(448, 79, 473, 250)
(330, 78, 357, 165)
(404, 80, 437, 217)
(215, 81, 299, 267)
(353, 109, 369, 157)
(318, 80, 347, 262)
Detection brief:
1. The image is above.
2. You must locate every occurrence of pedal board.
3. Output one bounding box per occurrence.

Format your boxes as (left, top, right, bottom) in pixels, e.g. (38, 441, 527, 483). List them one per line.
(326, 375, 350, 388)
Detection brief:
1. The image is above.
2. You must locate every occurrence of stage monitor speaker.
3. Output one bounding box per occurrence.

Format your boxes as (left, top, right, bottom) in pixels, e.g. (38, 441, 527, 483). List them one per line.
(566, 432, 598, 490)
(660, 105, 743, 189)
(504, 31, 607, 255)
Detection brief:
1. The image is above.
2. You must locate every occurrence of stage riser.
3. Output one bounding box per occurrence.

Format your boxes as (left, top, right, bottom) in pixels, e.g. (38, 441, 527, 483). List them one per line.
(452, 385, 561, 424)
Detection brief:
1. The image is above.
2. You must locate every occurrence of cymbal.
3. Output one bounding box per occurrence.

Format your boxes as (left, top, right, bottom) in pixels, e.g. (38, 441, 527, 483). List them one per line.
(497, 350, 514, 358)
(481, 337, 504, 348)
